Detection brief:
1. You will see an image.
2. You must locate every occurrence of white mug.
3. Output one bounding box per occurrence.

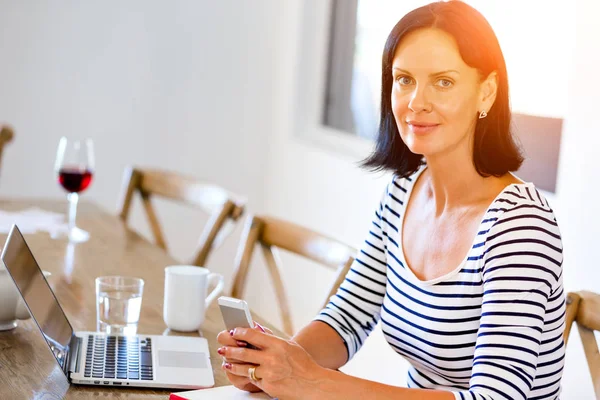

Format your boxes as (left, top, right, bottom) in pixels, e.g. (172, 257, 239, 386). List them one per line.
(163, 265, 225, 332)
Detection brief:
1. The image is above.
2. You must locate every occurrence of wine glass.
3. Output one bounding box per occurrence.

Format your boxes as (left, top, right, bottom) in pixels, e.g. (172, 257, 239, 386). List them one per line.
(54, 137, 95, 243)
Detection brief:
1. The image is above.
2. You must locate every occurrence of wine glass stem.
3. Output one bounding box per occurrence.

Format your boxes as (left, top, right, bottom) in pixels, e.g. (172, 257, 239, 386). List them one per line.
(67, 192, 79, 233)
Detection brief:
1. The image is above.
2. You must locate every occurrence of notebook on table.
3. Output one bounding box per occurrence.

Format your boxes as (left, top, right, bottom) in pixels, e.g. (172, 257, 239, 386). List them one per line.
(171, 385, 274, 399)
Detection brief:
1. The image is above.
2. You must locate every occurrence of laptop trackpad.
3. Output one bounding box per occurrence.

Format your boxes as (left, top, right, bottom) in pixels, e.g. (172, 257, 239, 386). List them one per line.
(158, 351, 207, 369)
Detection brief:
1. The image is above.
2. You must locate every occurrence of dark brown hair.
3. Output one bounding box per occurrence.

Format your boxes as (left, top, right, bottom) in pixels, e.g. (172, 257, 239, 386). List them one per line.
(362, 0, 523, 178)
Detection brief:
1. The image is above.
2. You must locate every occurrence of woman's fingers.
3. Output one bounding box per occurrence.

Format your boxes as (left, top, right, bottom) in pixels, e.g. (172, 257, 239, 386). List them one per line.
(222, 361, 263, 381)
(217, 325, 275, 366)
(217, 329, 240, 346)
(254, 321, 273, 335)
(218, 324, 272, 347)
(221, 363, 262, 393)
(218, 345, 265, 365)
(217, 330, 251, 363)
(231, 327, 279, 349)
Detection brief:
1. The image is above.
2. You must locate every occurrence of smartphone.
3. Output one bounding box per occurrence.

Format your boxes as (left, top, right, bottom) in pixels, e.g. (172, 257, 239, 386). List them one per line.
(218, 296, 258, 349)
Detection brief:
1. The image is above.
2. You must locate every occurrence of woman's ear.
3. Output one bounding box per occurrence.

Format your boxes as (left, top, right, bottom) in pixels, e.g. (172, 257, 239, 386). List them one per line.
(479, 71, 498, 112)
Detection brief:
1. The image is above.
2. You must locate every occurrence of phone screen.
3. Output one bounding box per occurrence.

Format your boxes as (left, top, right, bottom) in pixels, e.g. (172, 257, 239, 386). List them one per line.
(219, 303, 253, 331)
(218, 302, 258, 350)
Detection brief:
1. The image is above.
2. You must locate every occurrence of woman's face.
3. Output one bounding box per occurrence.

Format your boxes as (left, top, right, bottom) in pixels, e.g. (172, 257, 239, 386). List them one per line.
(391, 28, 496, 159)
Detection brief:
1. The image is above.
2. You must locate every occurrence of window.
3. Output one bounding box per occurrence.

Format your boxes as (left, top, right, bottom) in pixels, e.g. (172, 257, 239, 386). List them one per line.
(323, 0, 574, 192)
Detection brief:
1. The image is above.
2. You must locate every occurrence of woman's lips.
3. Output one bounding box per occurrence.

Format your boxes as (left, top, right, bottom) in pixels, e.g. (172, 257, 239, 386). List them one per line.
(407, 122, 440, 135)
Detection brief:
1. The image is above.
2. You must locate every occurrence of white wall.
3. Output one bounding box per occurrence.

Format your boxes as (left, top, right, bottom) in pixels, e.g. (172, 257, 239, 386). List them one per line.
(555, 0, 600, 294)
(0, 0, 280, 282)
(552, 2, 600, 397)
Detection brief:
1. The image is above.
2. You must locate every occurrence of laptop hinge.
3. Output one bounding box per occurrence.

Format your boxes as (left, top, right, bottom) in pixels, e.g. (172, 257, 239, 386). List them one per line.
(65, 334, 82, 378)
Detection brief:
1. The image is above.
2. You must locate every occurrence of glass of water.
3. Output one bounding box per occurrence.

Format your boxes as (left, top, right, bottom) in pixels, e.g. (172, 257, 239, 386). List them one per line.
(96, 276, 144, 335)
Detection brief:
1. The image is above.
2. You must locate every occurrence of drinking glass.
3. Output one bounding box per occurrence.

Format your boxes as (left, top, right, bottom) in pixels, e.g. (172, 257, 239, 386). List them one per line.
(96, 276, 144, 335)
(54, 137, 94, 243)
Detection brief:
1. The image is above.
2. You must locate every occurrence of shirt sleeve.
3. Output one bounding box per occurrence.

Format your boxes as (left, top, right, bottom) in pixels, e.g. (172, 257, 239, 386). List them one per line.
(452, 199, 564, 400)
(314, 181, 390, 360)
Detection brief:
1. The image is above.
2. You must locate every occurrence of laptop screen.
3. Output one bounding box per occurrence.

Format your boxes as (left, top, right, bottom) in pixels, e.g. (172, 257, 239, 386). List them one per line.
(1, 224, 74, 376)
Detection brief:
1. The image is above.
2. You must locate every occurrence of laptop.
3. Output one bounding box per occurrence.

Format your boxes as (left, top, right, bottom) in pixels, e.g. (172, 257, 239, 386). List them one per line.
(0, 224, 215, 390)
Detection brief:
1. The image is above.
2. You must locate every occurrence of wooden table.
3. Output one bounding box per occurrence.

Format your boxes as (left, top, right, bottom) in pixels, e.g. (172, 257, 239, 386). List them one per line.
(0, 199, 279, 400)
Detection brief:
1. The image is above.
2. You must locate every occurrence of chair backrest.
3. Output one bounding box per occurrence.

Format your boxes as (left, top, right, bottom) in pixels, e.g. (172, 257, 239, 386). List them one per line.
(117, 166, 245, 267)
(0, 125, 14, 174)
(230, 215, 356, 335)
(564, 292, 581, 346)
(564, 291, 600, 398)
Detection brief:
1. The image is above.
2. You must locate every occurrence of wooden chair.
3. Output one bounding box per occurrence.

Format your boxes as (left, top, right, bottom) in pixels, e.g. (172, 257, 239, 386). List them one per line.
(564, 292, 581, 346)
(564, 291, 600, 398)
(230, 215, 357, 336)
(0, 125, 14, 174)
(117, 166, 245, 267)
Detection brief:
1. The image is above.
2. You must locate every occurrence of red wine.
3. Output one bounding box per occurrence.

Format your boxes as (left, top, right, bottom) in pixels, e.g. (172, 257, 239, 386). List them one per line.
(58, 168, 93, 193)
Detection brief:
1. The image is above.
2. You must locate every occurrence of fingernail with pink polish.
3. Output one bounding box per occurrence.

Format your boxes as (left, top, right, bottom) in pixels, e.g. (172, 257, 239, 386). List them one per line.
(236, 341, 247, 347)
(229, 329, 234, 336)
(217, 347, 225, 355)
(254, 322, 266, 333)
(224, 362, 232, 370)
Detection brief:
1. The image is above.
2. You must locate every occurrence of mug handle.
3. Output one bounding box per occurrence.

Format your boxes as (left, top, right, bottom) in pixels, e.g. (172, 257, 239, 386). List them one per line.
(205, 273, 225, 309)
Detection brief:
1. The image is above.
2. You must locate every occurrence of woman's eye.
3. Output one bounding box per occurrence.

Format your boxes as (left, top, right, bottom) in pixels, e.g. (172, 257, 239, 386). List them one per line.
(396, 76, 413, 85)
(436, 79, 453, 88)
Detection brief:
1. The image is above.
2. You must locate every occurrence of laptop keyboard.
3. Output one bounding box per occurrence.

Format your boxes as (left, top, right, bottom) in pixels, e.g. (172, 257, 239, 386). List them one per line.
(84, 335, 154, 381)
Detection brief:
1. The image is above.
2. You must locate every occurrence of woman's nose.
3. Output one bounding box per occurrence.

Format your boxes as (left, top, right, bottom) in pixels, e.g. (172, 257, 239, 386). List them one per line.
(408, 86, 432, 113)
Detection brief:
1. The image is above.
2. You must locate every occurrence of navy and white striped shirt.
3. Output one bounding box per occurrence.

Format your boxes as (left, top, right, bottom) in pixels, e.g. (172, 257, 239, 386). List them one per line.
(316, 165, 565, 400)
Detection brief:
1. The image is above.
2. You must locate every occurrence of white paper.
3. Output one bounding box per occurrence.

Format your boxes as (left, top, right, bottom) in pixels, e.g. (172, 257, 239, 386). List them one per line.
(171, 385, 274, 400)
(0, 207, 66, 235)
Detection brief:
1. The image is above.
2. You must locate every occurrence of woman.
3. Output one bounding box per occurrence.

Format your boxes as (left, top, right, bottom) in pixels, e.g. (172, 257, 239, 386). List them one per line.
(217, 1, 565, 399)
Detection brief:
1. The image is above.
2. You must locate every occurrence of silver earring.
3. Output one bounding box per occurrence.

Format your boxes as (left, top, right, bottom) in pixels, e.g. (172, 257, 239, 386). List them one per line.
(478, 110, 488, 119)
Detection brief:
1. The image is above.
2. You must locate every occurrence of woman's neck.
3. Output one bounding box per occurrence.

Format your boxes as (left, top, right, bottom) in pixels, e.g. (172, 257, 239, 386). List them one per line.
(422, 147, 504, 215)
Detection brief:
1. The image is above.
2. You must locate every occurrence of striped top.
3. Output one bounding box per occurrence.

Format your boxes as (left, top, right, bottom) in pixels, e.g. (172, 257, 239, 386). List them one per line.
(316, 165, 565, 400)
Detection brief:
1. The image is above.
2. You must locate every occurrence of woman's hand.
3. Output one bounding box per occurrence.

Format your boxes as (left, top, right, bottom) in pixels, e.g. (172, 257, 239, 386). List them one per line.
(216, 322, 272, 393)
(218, 327, 326, 400)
